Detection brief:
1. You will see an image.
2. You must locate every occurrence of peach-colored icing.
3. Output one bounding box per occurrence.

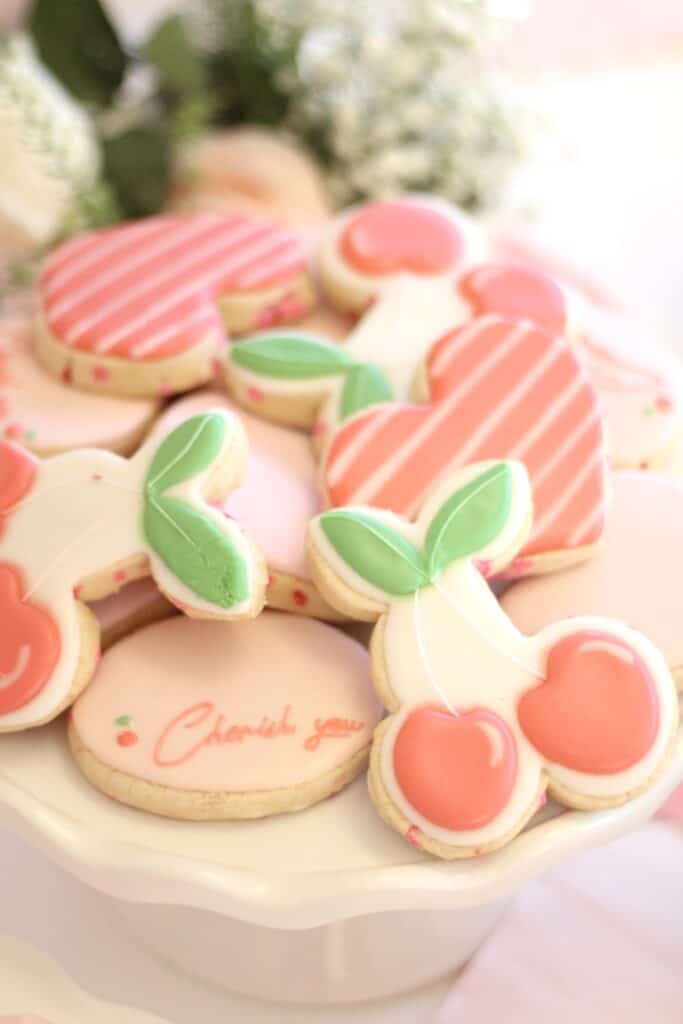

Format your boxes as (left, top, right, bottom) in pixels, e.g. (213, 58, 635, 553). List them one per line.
(502, 471, 683, 667)
(150, 391, 319, 578)
(0, 317, 158, 452)
(71, 613, 380, 791)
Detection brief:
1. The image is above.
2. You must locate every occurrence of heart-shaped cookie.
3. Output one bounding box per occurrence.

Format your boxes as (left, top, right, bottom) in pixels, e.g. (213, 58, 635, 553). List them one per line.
(35, 214, 314, 398)
(323, 315, 607, 574)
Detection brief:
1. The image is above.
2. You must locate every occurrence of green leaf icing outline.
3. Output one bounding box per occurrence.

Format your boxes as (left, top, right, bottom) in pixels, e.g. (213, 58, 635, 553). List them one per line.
(231, 333, 353, 379)
(142, 411, 251, 610)
(425, 463, 513, 578)
(340, 363, 393, 420)
(145, 412, 226, 495)
(144, 496, 250, 609)
(320, 510, 427, 596)
(319, 463, 514, 596)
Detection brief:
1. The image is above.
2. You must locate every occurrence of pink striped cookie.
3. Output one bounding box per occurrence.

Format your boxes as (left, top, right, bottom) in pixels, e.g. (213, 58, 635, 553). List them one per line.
(476, 256, 683, 468)
(0, 315, 160, 455)
(322, 314, 608, 577)
(34, 213, 315, 398)
(148, 391, 344, 620)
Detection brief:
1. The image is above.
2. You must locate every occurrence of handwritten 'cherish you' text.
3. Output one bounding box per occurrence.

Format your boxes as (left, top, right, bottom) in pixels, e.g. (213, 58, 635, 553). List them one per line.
(153, 702, 366, 767)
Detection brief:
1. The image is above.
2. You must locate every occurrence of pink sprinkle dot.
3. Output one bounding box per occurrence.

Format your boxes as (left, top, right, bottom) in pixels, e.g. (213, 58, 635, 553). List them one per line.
(278, 295, 307, 320)
(4, 423, 22, 439)
(93, 365, 110, 381)
(255, 306, 277, 329)
(656, 394, 673, 413)
(312, 419, 327, 437)
(538, 792, 547, 809)
(267, 572, 275, 588)
(292, 588, 308, 607)
(247, 385, 265, 403)
(405, 825, 422, 847)
(159, 383, 174, 397)
(114, 570, 127, 583)
(73, 584, 81, 598)
(211, 357, 224, 377)
(61, 366, 73, 384)
(91, 473, 102, 482)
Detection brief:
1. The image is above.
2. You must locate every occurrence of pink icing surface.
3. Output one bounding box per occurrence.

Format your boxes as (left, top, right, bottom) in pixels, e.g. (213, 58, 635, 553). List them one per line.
(502, 471, 683, 666)
(0, 318, 158, 451)
(151, 391, 319, 578)
(71, 613, 380, 791)
(90, 578, 167, 633)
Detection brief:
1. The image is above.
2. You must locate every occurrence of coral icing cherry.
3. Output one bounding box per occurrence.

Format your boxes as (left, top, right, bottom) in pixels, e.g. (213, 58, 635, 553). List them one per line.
(117, 729, 139, 747)
(393, 706, 518, 830)
(517, 630, 660, 774)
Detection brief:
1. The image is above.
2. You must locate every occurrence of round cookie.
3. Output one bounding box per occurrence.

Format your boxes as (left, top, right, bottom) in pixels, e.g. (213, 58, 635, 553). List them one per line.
(501, 471, 683, 687)
(35, 213, 315, 398)
(0, 409, 266, 732)
(89, 578, 176, 650)
(0, 315, 160, 454)
(69, 612, 381, 821)
(306, 460, 678, 858)
(167, 128, 333, 226)
(149, 391, 343, 619)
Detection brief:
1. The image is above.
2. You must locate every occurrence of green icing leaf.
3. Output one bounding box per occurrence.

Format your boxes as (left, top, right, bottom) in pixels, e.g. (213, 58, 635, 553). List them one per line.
(425, 463, 513, 578)
(231, 334, 352, 380)
(144, 497, 250, 609)
(145, 413, 226, 496)
(340, 363, 393, 420)
(320, 510, 426, 597)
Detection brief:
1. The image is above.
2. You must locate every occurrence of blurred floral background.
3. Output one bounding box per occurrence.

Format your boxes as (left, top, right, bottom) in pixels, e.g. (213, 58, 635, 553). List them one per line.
(1, 0, 682, 336)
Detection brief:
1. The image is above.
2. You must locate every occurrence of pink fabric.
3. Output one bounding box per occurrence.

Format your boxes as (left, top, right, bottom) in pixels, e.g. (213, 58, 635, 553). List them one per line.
(436, 822, 683, 1022)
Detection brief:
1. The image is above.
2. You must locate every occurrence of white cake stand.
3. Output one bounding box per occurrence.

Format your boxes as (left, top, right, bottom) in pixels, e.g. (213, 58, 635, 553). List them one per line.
(1, 717, 682, 1005)
(0, 934, 168, 1022)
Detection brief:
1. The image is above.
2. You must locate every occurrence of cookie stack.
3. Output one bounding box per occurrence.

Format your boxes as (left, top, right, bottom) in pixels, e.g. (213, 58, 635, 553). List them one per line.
(1, 192, 681, 860)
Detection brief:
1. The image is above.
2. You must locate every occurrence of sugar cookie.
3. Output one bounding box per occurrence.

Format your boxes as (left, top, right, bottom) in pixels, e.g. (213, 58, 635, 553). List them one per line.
(0, 315, 160, 454)
(322, 315, 608, 576)
(167, 128, 333, 226)
(69, 612, 381, 820)
(0, 409, 266, 731)
(149, 391, 343, 619)
(306, 460, 678, 858)
(34, 214, 314, 398)
(501, 471, 683, 687)
(477, 256, 683, 469)
(226, 196, 487, 438)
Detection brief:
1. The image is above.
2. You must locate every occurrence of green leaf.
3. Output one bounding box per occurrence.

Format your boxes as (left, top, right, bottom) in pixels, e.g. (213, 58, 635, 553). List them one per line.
(231, 334, 352, 380)
(320, 510, 426, 597)
(102, 126, 171, 219)
(425, 463, 513, 578)
(29, 0, 127, 107)
(115, 715, 132, 726)
(145, 15, 206, 96)
(340, 363, 393, 420)
(144, 497, 250, 609)
(146, 413, 226, 496)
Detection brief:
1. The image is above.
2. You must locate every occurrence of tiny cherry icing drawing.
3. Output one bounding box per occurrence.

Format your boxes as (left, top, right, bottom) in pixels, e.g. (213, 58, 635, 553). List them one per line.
(307, 458, 679, 859)
(115, 714, 139, 747)
(0, 410, 266, 732)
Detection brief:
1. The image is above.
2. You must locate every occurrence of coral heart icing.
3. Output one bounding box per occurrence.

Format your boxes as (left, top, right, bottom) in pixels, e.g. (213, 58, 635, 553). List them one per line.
(459, 264, 568, 336)
(340, 201, 464, 276)
(0, 563, 60, 715)
(517, 630, 660, 774)
(40, 214, 306, 361)
(324, 317, 606, 562)
(0, 441, 36, 538)
(392, 705, 518, 830)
